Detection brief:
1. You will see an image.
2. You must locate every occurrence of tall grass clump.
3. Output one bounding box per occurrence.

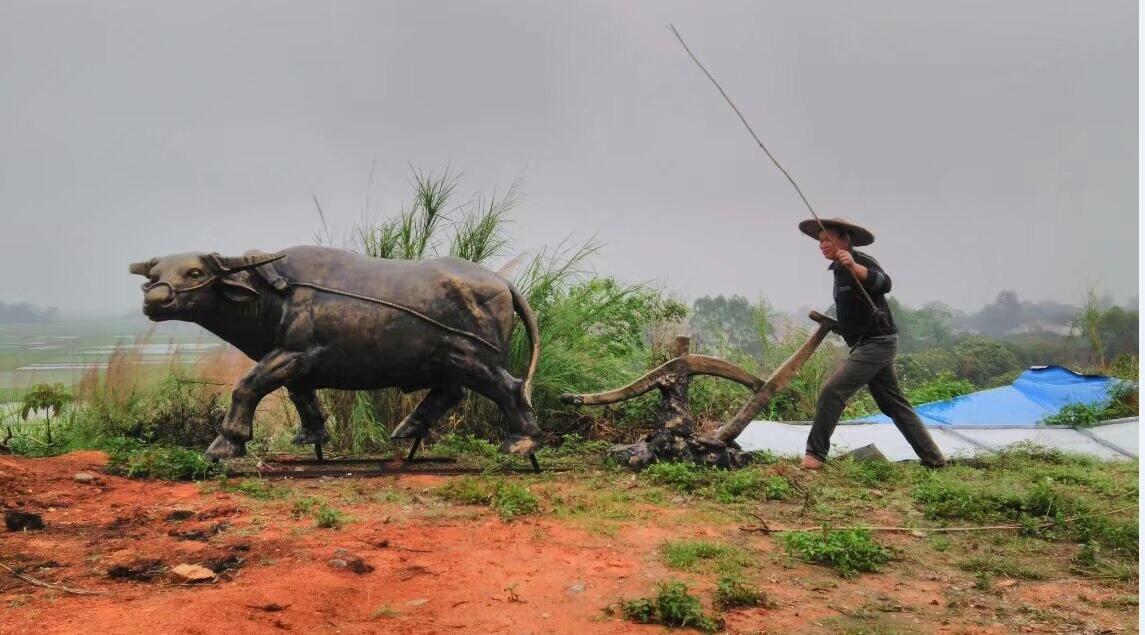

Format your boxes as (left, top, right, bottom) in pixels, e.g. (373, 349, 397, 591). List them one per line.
(323, 165, 687, 444)
(5, 333, 232, 456)
(508, 250, 687, 437)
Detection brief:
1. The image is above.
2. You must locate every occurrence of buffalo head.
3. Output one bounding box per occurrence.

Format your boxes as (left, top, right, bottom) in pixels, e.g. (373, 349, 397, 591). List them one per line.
(128, 251, 284, 321)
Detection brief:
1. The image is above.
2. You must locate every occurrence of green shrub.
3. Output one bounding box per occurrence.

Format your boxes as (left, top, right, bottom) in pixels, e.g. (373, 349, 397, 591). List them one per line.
(314, 506, 349, 529)
(654, 582, 722, 631)
(492, 483, 540, 520)
(897, 349, 959, 387)
(435, 477, 495, 505)
(291, 496, 322, 518)
(619, 581, 722, 632)
(779, 529, 892, 578)
(76, 372, 224, 449)
(19, 383, 72, 445)
(953, 338, 1021, 386)
(714, 576, 773, 610)
(1072, 542, 1138, 582)
(1043, 383, 1138, 426)
(104, 437, 219, 481)
(619, 596, 657, 624)
(434, 478, 540, 521)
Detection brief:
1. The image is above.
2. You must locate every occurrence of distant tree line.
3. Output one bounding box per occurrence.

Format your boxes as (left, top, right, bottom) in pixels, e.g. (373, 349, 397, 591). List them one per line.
(0, 301, 58, 323)
(688, 288, 1138, 391)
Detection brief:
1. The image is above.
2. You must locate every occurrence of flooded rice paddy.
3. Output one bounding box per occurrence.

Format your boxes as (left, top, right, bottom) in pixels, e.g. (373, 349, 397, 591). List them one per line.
(0, 317, 224, 398)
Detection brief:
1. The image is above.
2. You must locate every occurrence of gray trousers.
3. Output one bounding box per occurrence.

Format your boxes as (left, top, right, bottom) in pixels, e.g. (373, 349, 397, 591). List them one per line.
(806, 334, 946, 466)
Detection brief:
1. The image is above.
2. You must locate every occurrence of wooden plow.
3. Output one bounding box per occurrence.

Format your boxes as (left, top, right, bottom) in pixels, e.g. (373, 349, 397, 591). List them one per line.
(560, 311, 838, 469)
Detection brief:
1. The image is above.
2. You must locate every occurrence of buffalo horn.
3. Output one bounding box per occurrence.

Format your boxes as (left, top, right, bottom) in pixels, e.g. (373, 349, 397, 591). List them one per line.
(205, 251, 285, 273)
(128, 258, 158, 276)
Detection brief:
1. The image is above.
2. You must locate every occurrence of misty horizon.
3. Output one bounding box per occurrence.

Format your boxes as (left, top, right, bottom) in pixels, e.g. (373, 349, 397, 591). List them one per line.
(1, 1, 1137, 316)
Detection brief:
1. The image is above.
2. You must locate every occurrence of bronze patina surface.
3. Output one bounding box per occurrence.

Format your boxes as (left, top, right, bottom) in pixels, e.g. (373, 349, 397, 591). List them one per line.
(130, 246, 541, 460)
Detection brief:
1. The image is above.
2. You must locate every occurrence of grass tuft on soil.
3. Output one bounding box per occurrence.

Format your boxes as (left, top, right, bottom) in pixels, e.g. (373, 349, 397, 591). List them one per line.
(642, 462, 792, 503)
(779, 529, 892, 578)
(617, 581, 723, 632)
(433, 477, 540, 521)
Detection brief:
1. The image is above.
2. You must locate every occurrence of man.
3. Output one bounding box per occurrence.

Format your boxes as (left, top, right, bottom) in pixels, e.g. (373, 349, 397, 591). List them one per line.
(798, 218, 946, 469)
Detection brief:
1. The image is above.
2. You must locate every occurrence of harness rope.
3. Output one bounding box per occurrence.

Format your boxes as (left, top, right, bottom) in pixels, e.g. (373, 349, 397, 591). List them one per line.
(287, 281, 502, 353)
(143, 277, 502, 353)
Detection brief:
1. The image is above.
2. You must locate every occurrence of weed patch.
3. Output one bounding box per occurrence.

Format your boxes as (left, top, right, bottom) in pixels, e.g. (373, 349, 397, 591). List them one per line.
(913, 464, 1138, 556)
(104, 438, 220, 481)
(434, 477, 540, 521)
(291, 496, 322, 518)
(314, 506, 350, 529)
(643, 462, 708, 493)
(959, 555, 1047, 580)
(535, 433, 610, 461)
(779, 529, 892, 578)
(643, 463, 791, 503)
(219, 478, 288, 501)
(827, 457, 901, 487)
(493, 483, 540, 520)
(617, 581, 722, 632)
(660, 540, 753, 576)
(714, 575, 773, 610)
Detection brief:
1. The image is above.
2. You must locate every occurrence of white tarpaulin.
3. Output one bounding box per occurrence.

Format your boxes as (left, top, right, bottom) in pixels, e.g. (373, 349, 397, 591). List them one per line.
(735, 419, 1138, 461)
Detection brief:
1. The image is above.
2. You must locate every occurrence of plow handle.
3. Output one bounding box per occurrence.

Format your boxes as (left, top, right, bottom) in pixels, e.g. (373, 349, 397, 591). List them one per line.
(712, 311, 837, 443)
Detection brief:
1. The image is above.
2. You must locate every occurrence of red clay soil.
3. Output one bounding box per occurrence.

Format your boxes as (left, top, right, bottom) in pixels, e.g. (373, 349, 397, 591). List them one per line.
(0, 452, 1136, 634)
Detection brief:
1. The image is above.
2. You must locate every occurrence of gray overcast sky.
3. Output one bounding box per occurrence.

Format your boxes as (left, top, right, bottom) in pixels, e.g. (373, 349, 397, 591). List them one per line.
(0, 0, 1137, 315)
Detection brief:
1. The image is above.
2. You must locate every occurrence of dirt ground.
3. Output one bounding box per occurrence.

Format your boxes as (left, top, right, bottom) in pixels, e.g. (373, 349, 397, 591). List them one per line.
(0, 451, 1137, 634)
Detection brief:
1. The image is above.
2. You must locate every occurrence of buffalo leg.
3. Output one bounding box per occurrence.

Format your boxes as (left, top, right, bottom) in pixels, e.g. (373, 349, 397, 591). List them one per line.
(207, 350, 310, 460)
(390, 385, 464, 440)
(463, 367, 542, 455)
(288, 387, 329, 461)
(404, 436, 423, 462)
(288, 388, 330, 445)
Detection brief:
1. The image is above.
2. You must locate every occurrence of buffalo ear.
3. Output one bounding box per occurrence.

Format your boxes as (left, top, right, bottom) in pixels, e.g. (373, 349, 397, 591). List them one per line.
(220, 274, 261, 303)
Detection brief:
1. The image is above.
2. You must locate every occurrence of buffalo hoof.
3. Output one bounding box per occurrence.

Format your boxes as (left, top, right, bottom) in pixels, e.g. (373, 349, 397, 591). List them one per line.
(205, 435, 247, 461)
(390, 418, 428, 440)
(291, 428, 330, 445)
(500, 435, 541, 456)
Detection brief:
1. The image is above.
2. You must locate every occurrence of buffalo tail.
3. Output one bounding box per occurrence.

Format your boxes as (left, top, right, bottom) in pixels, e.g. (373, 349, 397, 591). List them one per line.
(509, 283, 540, 410)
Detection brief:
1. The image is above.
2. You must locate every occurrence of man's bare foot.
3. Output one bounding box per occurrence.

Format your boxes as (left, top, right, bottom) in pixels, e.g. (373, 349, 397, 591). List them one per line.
(801, 454, 824, 470)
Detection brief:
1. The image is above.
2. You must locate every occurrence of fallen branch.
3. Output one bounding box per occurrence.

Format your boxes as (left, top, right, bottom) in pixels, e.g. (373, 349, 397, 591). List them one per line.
(740, 505, 1138, 534)
(0, 562, 110, 596)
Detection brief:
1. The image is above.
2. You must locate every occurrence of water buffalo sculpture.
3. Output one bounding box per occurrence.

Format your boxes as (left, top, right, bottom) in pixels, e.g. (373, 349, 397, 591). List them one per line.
(129, 246, 541, 461)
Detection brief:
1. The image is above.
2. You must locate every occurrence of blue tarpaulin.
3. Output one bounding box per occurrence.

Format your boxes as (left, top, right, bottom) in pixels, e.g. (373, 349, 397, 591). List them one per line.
(850, 365, 1121, 428)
